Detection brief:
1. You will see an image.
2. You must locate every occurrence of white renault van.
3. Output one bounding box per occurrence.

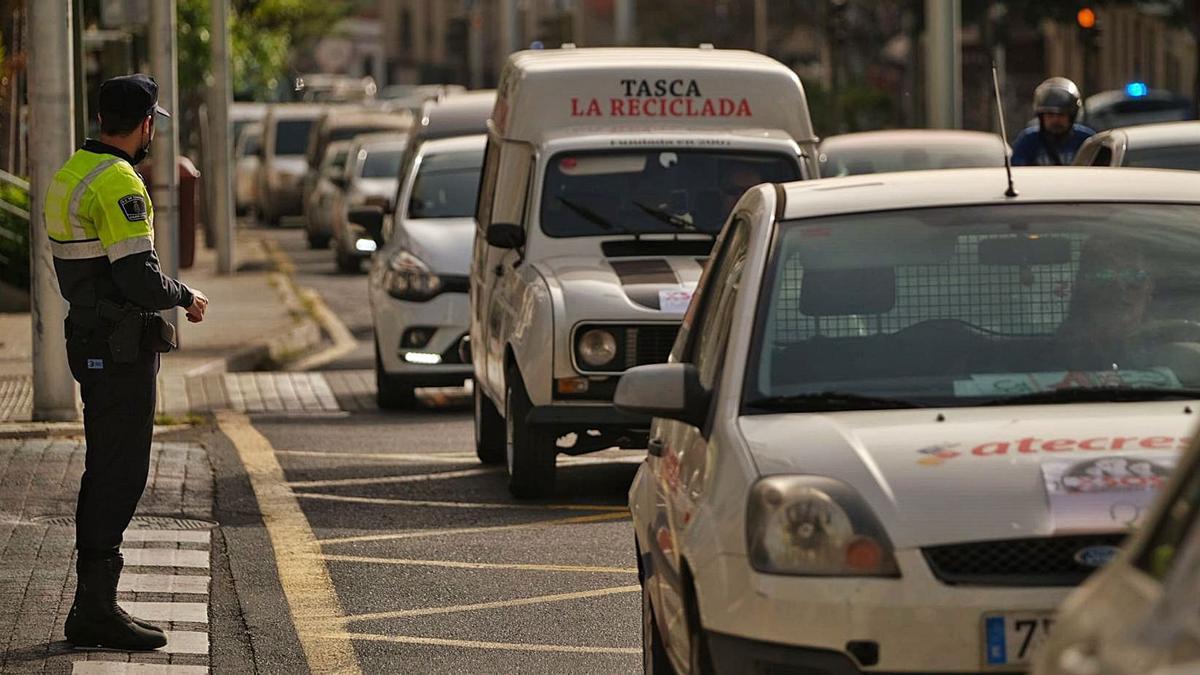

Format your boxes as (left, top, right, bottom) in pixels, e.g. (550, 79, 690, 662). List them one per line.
(470, 47, 819, 497)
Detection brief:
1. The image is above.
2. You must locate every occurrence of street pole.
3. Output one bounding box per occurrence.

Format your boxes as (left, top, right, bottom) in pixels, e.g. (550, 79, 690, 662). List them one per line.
(28, 0, 78, 421)
(468, 2, 484, 88)
(614, 0, 635, 46)
(149, 0, 180, 330)
(210, 0, 236, 274)
(754, 0, 767, 53)
(925, 0, 962, 128)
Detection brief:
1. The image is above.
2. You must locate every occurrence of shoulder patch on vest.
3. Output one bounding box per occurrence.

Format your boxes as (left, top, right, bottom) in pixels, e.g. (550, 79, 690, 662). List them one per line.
(117, 194, 148, 222)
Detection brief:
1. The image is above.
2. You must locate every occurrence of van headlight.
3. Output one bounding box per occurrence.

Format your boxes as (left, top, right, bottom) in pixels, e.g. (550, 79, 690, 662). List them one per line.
(577, 328, 619, 368)
(382, 250, 442, 301)
(747, 476, 899, 577)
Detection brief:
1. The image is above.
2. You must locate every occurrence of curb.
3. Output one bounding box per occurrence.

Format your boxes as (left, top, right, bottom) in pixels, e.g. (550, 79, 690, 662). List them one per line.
(259, 237, 354, 371)
(190, 238, 325, 375)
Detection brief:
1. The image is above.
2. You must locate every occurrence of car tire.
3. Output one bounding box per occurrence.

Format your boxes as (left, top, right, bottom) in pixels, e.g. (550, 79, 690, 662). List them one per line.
(474, 384, 506, 465)
(375, 342, 416, 410)
(307, 232, 331, 249)
(643, 578, 674, 675)
(504, 367, 556, 498)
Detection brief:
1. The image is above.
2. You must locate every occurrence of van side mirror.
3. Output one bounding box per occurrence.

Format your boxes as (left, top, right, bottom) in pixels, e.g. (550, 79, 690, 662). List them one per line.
(348, 206, 385, 245)
(615, 363, 709, 428)
(486, 222, 525, 250)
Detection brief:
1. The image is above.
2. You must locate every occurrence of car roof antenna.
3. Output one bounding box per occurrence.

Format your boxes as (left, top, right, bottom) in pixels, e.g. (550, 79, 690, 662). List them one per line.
(992, 64, 1018, 198)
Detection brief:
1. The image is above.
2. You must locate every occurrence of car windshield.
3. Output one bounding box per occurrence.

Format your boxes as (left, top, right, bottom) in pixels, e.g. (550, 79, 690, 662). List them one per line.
(275, 119, 314, 155)
(1124, 146, 1200, 171)
(360, 149, 403, 178)
(745, 203, 1200, 411)
(540, 150, 798, 237)
(820, 142, 1001, 176)
(407, 148, 484, 219)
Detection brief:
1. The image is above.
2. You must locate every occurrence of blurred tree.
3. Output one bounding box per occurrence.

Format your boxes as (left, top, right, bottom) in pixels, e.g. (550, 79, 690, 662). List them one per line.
(177, 0, 357, 102)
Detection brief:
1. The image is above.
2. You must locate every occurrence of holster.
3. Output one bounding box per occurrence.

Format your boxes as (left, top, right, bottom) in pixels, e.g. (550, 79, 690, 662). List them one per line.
(96, 300, 176, 363)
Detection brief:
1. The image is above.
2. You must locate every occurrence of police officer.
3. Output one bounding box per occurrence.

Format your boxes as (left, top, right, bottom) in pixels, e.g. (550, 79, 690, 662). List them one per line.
(44, 74, 209, 651)
(1011, 77, 1096, 166)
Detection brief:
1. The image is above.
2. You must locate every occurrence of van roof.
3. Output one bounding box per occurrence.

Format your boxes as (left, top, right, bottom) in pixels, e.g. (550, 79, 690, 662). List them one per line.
(492, 47, 815, 146)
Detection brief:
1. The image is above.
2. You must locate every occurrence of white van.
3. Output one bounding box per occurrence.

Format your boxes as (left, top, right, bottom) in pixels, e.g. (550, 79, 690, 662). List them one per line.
(469, 47, 819, 497)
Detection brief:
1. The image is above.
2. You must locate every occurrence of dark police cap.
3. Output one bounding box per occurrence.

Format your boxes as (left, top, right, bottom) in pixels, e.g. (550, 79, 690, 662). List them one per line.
(98, 74, 171, 120)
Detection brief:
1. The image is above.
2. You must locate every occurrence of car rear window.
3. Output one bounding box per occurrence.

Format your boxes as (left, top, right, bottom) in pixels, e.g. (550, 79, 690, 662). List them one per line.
(275, 119, 314, 155)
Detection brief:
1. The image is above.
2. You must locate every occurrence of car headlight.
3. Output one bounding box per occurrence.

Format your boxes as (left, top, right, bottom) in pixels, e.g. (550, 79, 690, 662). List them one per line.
(577, 328, 618, 368)
(382, 251, 442, 301)
(747, 476, 899, 577)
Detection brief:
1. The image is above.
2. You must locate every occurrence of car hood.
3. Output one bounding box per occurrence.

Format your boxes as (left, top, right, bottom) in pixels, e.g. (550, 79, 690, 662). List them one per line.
(738, 402, 1195, 548)
(272, 156, 307, 176)
(535, 254, 705, 316)
(397, 217, 475, 275)
(354, 178, 397, 198)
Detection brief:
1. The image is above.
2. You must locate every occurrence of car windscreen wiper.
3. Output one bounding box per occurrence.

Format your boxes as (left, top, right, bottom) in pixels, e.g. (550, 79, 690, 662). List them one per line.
(744, 391, 925, 412)
(632, 201, 720, 240)
(557, 196, 625, 233)
(979, 387, 1200, 407)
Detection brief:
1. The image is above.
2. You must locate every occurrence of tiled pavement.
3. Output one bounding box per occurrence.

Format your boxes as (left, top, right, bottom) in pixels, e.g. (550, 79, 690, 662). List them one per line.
(4, 369, 469, 422)
(0, 439, 214, 674)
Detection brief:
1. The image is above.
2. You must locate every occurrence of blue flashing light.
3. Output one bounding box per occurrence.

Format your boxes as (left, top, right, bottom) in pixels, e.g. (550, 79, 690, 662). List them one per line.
(1125, 81, 1149, 98)
(530, 40, 545, 50)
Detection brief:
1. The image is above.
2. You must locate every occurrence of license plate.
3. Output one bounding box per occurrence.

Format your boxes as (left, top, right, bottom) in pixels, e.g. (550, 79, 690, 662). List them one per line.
(982, 612, 1054, 667)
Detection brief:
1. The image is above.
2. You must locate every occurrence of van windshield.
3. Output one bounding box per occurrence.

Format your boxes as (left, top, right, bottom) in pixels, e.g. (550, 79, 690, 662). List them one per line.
(745, 203, 1200, 412)
(540, 150, 798, 237)
(275, 119, 315, 155)
(407, 148, 485, 219)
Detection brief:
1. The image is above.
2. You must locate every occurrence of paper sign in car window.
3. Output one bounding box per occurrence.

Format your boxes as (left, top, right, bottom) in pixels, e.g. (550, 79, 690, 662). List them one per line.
(1042, 452, 1178, 533)
(954, 368, 1182, 398)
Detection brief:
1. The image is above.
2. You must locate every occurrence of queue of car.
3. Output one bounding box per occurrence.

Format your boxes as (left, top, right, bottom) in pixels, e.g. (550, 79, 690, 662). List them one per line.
(234, 46, 1200, 674)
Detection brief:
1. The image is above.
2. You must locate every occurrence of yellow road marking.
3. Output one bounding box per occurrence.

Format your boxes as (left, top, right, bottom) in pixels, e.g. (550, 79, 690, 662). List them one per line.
(341, 584, 641, 623)
(217, 411, 361, 674)
(319, 553, 638, 575)
(288, 466, 501, 489)
(275, 449, 478, 464)
(292, 491, 627, 513)
(317, 511, 628, 546)
(327, 632, 639, 655)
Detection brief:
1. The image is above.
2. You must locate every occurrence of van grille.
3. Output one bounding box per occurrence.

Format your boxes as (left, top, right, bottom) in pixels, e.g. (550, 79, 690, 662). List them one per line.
(626, 325, 680, 369)
(922, 534, 1127, 587)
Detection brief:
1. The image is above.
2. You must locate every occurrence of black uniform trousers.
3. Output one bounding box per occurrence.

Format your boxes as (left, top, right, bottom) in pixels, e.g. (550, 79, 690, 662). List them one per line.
(65, 321, 159, 558)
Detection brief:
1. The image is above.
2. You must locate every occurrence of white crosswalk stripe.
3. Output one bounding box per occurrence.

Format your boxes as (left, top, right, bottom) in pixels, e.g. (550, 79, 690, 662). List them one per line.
(118, 573, 210, 595)
(122, 549, 210, 569)
(72, 663, 209, 674)
(120, 601, 208, 624)
(125, 530, 211, 545)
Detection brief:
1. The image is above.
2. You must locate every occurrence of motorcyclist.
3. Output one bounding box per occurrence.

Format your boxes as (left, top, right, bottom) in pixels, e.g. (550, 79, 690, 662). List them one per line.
(1011, 77, 1095, 166)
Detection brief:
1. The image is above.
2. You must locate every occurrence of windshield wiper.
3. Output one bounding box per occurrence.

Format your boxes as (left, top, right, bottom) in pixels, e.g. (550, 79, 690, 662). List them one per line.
(745, 391, 925, 412)
(980, 387, 1200, 407)
(632, 201, 696, 231)
(557, 196, 624, 233)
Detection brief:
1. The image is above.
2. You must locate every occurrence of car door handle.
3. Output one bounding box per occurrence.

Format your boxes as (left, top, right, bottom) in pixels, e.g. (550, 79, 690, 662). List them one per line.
(648, 437, 665, 457)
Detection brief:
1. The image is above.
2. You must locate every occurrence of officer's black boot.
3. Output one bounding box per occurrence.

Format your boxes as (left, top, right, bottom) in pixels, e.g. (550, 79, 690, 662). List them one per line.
(65, 555, 168, 650)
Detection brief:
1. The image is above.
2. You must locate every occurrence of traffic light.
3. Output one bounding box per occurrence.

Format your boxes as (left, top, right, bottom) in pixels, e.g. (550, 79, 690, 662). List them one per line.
(1077, 7, 1101, 49)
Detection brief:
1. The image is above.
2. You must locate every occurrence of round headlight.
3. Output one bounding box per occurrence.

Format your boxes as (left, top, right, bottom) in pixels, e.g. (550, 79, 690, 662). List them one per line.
(578, 329, 618, 368)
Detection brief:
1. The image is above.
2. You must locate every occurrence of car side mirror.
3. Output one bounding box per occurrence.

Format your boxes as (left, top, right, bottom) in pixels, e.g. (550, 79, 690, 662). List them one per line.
(486, 222, 525, 250)
(615, 363, 709, 428)
(348, 206, 385, 245)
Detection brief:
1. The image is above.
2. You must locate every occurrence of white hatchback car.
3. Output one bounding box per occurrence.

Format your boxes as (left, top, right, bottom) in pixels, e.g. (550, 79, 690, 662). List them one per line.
(365, 134, 485, 408)
(617, 167, 1200, 674)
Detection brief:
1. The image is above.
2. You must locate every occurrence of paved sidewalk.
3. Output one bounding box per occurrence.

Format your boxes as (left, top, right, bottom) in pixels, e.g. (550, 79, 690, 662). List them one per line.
(0, 231, 318, 423)
(0, 437, 214, 674)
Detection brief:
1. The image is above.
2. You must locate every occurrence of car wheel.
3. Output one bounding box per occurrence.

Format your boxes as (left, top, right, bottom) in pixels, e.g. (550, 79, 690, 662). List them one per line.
(474, 384, 506, 465)
(643, 577, 674, 675)
(375, 341, 415, 410)
(504, 367, 556, 498)
(307, 232, 331, 249)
